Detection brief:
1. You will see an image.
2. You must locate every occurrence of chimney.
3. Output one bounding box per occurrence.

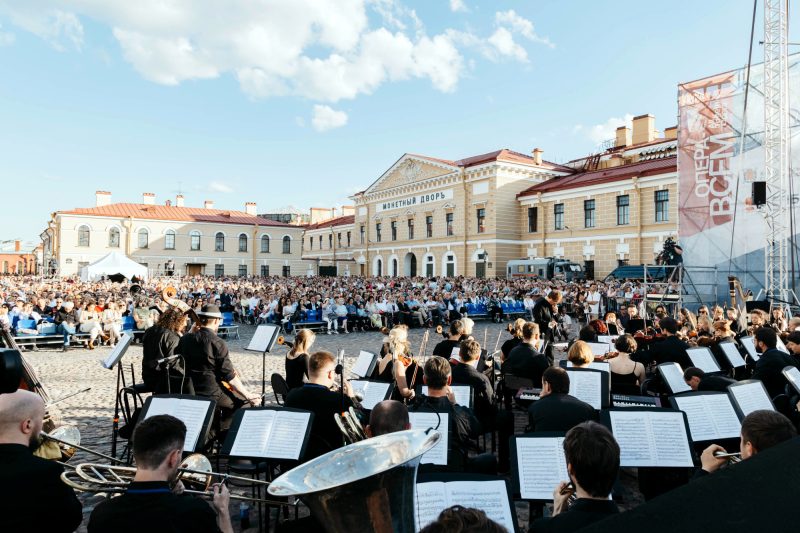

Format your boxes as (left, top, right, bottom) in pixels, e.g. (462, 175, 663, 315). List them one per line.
(95, 190, 111, 207)
(632, 114, 657, 145)
(341, 206, 355, 217)
(143, 192, 155, 205)
(204, 200, 214, 209)
(532, 148, 543, 165)
(176, 195, 185, 207)
(664, 126, 678, 140)
(14, 240, 20, 252)
(615, 126, 632, 148)
(165, 199, 172, 207)
(245, 202, 257, 216)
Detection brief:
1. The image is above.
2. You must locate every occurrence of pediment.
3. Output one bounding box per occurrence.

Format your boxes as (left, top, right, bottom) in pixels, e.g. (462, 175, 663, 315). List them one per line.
(365, 154, 459, 195)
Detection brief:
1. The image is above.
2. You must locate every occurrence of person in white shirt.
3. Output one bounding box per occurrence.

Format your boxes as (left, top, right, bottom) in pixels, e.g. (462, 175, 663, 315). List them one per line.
(586, 284, 601, 321)
(334, 298, 349, 333)
(102, 302, 122, 346)
(323, 298, 338, 334)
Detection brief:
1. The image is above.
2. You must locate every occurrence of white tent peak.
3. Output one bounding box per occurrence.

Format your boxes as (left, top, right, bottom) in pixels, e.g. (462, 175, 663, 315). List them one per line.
(79, 252, 148, 282)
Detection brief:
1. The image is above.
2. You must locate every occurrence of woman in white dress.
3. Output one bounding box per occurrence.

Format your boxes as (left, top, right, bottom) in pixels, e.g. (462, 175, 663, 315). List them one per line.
(78, 302, 105, 349)
(102, 301, 122, 346)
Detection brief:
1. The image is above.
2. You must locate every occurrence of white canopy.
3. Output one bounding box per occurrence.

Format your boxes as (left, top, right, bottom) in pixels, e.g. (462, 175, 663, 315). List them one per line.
(79, 252, 148, 282)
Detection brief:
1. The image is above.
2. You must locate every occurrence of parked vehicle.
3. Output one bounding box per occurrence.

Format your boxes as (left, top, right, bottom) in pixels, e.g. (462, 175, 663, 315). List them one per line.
(506, 257, 585, 282)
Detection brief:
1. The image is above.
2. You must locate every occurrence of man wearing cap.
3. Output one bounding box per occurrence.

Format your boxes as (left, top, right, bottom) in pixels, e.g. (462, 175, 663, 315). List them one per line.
(178, 304, 260, 431)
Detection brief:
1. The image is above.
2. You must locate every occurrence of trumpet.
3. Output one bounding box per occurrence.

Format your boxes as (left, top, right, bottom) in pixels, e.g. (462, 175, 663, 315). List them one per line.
(713, 451, 743, 464)
(276, 335, 295, 349)
(61, 454, 294, 506)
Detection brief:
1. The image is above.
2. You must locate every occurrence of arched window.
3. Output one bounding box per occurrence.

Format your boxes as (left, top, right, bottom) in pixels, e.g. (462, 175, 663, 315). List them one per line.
(190, 231, 201, 251)
(164, 229, 176, 250)
(108, 227, 120, 248)
(328, 234, 333, 249)
(282, 236, 291, 254)
(238, 233, 248, 252)
(137, 229, 149, 249)
(215, 232, 225, 252)
(77, 225, 90, 247)
(260, 235, 270, 253)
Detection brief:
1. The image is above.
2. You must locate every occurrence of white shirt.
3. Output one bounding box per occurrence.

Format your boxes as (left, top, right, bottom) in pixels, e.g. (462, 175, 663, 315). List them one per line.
(587, 291, 601, 314)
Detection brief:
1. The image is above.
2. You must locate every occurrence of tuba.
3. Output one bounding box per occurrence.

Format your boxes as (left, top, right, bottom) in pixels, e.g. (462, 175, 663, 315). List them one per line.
(268, 429, 440, 533)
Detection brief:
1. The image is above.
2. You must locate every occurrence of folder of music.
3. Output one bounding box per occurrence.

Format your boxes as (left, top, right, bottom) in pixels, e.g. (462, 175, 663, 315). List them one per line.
(600, 408, 694, 467)
(222, 406, 314, 461)
(141, 395, 216, 453)
(349, 379, 393, 410)
(669, 391, 742, 442)
(726, 380, 775, 418)
(510, 432, 568, 501)
(565, 368, 610, 409)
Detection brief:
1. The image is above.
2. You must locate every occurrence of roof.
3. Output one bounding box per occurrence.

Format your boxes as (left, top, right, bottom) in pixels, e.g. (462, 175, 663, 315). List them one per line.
(58, 203, 294, 227)
(406, 149, 574, 172)
(304, 214, 355, 230)
(517, 155, 677, 197)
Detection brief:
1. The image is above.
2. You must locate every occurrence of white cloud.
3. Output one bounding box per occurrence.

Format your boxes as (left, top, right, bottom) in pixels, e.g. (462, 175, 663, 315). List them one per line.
(312, 105, 348, 132)
(576, 114, 634, 145)
(208, 181, 233, 193)
(3, 8, 83, 51)
(488, 27, 527, 62)
(449, 0, 469, 13)
(495, 9, 554, 49)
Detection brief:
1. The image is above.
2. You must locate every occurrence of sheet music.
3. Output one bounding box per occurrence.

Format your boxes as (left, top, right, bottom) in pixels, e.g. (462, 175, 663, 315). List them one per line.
(729, 382, 774, 416)
(246, 324, 278, 352)
(609, 410, 693, 467)
(597, 335, 618, 345)
(415, 482, 449, 531)
(351, 351, 376, 378)
(740, 336, 760, 361)
(777, 337, 790, 354)
(144, 398, 209, 452)
(586, 342, 612, 357)
(567, 361, 610, 372)
(567, 370, 603, 409)
(687, 348, 720, 373)
(351, 380, 392, 410)
(267, 411, 311, 459)
(451, 346, 461, 359)
(718, 343, 746, 368)
(784, 366, 800, 394)
(101, 333, 132, 369)
(444, 480, 515, 532)
(409, 412, 449, 465)
(659, 363, 691, 394)
(230, 410, 275, 457)
(673, 394, 742, 441)
(229, 409, 311, 459)
(421, 385, 471, 407)
(516, 437, 567, 500)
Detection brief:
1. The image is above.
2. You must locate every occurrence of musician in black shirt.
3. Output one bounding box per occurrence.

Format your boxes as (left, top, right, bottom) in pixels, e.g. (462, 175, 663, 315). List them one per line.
(683, 367, 736, 392)
(751, 327, 799, 398)
(532, 290, 561, 365)
(89, 415, 232, 533)
(141, 308, 190, 394)
(432, 320, 465, 358)
(285, 328, 314, 389)
(647, 317, 692, 368)
(505, 322, 549, 384)
(531, 421, 620, 533)
(0, 390, 82, 533)
(528, 367, 596, 433)
(500, 318, 525, 362)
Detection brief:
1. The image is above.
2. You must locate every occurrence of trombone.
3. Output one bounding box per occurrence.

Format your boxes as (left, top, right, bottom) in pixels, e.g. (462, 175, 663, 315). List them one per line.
(38, 426, 126, 465)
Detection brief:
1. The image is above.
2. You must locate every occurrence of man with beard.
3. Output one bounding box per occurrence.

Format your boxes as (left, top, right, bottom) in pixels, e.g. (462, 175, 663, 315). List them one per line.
(89, 415, 232, 533)
(0, 390, 82, 532)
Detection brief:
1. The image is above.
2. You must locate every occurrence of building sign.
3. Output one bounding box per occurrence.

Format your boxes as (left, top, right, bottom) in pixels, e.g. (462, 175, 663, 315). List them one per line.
(376, 189, 453, 213)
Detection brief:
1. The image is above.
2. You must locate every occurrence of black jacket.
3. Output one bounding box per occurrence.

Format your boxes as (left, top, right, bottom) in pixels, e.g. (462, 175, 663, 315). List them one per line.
(285, 383, 354, 460)
(532, 298, 556, 340)
(0, 444, 82, 533)
(177, 327, 235, 400)
(450, 360, 494, 421)
(141, 325, 185, 393)
(433, 339, 461, 358)
(408, 395, 482, 470)
(506, 343, 549, 385)
(698, 374, 737, 392)
(528, 393, 597, 433)
(752, 348, 798, 398)
(649, 335, 692, 368)
(531, 498, 619, 533)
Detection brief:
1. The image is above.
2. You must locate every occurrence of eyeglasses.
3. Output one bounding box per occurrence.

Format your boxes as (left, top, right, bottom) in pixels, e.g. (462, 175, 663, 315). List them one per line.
(699, 310, 708, 314)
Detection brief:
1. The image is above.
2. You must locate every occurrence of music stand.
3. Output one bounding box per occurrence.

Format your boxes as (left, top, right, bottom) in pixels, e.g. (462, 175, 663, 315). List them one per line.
(99, 333, 133, 458)
(245, 324, 280, 406)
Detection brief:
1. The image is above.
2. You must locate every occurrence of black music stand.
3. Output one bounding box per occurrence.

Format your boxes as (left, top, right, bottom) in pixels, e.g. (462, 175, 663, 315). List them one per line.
(140, 394, 216, 453)
(245, 325, 280, 406)
(100, 333, 133, 458)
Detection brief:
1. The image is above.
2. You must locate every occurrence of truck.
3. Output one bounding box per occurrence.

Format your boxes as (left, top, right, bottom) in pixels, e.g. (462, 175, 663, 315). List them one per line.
(506, 257, 585, 282)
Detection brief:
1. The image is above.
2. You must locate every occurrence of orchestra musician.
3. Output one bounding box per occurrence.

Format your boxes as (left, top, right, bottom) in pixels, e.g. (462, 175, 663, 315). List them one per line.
(432, 320, 465, 358)
(751, 327, 799, 398)
(505, 322, 549, 386)
(683, 367, 735, 393)
(285, 329, 314, 390)
(532, 290, 562, 365)
(0, 390, 82, 533)
(141, 308, 191, 394)
(566, 341, 593, 368)
(285, 351, 357, 460)
(785, 331, 800, 357)
(178, 305, 260, 431)
(500, 318, 526, 362)
(373, 325, 415, 401)
(531, 421, 620, 533)
(528, 367, 596, 433)
(364, 400, 410, 438)
(644, 317, 691, 368)
(608, 335, 646, 392)
(88, 415, 232, 533)
(603, 311, 622, 335)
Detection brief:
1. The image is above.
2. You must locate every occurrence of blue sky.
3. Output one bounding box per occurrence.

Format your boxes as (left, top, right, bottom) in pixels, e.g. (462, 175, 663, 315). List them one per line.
(0, 0, 794, 245)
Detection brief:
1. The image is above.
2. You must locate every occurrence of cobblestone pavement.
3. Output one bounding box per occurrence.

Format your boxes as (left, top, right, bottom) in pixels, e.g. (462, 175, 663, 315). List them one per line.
(24, 321, 642, 531)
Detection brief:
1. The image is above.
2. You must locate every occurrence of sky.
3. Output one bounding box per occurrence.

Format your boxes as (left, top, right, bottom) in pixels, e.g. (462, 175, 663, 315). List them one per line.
(0, 0, 795, 246)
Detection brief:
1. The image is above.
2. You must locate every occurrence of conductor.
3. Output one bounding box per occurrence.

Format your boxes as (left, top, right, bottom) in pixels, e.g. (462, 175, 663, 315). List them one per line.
(532, 291, 561, 365)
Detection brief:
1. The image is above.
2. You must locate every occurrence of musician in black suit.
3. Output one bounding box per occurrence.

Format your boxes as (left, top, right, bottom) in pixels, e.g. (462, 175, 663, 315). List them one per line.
(285, 351, 357, 460)
(528, 367, 596, 433)
(432, 320, 465, 358)
(532, 291, 561, 365)
(683, 367, 736, 392)
(531, 421, 620, 533)
(450, 339, 513, 472)
(0, 390, 82, 533)
(501, 318, 525, 362)
(646, 317, 692, 368)
(752, 327, 799, 398)
(505, 322, 549, 385)
(89, 415, 232, 533)
(141, 308, 191, 394)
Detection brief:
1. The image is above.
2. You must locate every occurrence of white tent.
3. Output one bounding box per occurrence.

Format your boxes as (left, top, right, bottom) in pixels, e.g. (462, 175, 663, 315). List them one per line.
(79, 252, 148, 282)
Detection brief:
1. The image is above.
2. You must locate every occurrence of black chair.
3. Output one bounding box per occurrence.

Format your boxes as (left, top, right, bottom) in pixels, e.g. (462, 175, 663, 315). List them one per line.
(117, 386, 144, 463)
(271, 373, 290, 405)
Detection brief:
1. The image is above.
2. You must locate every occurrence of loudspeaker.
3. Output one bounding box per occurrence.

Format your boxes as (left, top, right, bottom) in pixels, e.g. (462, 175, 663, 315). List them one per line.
(752, 181, 767, 206)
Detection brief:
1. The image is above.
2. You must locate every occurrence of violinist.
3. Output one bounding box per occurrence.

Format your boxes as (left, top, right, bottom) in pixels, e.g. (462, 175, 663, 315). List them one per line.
(726, 307, 745, 337)
(285, 328, 314, 390)
(604, 311, 623, 336)
(785, 331, 800, 357)
(608, 335, 646, 392)
(707, 320, 739, 372)
(501, 318, 526, 362)
(373, 325, 415, 401)
(433, 320, 465, 358)
(646, 317, 691, 368)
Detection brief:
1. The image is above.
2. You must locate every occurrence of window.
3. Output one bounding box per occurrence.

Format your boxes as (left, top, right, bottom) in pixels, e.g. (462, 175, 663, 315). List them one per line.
(426, 216, 433, 238)
(77, 225, 90, 247)
(190, 231, 201, 251)
(260, 235, 270, 253)
(282, 265, 291, 277)
(360, 225, 365, 244)
(391, 221, 397, 241)
(554, 204, 564, 230)
(238, 265, 247, 277)
(261, 265, 269, 277)
(282, 236, 291, 254)
(328, 234, 332, 249)
(617, 195, 630, 225)
(446, 213, 454, 236)
(108, 228, 120, 248)
(347, 231, 351, 247)
(309, 237, 313, 250)
(376, 223, 382, 242)
(655, 190, 669, 222)
(164, 229, 175, 250)
(137, 229, 149, 249)
(238, 234, 248, 252)
(337, 233, 342, 247)
(407, 219, 414, 240)
(214, 264, 224, 277)
(318, 235, 322, 249)
(584, 200, 596, 228)
(214, 232, 225, 252)
(527, 207, 538, 233)
(476, 208, 486, 234)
